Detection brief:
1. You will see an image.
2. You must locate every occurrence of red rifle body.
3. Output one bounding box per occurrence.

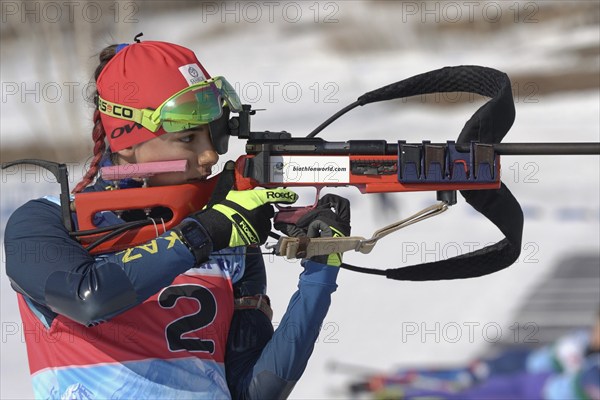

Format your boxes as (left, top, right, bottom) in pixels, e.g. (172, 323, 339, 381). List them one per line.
(78, 150, 501, 254)
(76, 178, 217, 254)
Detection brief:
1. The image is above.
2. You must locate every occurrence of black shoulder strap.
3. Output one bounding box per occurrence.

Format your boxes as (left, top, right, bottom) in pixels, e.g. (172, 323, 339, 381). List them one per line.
(342, 65, 524, 281)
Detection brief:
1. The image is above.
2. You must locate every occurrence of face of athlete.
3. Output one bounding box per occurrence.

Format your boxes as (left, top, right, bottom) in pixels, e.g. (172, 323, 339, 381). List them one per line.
(115, 124, 219, 186)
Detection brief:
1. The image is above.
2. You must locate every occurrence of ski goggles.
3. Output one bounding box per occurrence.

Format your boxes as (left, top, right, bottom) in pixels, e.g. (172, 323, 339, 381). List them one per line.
(97, 76, 242, 133)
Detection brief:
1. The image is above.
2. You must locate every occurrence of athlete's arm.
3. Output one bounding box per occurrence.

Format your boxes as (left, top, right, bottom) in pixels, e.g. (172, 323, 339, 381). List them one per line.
(227, 259, 339, 399)
(226, 247, 274, 392)
(227, 195, 348, 399)
(4, 198, 198, 326)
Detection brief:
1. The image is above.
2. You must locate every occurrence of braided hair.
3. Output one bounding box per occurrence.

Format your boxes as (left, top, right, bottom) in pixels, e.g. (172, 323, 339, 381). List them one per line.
(72, 45, 117, 193)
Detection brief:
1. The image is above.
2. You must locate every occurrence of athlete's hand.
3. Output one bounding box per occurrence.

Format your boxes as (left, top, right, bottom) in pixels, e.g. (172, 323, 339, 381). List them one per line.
(193, 188, 298, 250)
(275, 194, 350, 266)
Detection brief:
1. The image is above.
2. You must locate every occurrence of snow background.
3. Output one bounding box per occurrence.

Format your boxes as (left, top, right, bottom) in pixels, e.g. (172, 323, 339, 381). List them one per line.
(1, 1, 599, 398)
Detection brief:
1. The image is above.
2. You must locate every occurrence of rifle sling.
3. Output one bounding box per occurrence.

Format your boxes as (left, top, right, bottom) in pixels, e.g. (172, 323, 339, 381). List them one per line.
(346, 66, 523, 281)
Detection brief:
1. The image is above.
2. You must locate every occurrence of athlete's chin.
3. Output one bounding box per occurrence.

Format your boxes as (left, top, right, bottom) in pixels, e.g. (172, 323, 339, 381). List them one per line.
(186, 176, 210, 183)
(147, 176, 187, 187)
(161, 178, 210, 187)
(146, 172, 211, 187)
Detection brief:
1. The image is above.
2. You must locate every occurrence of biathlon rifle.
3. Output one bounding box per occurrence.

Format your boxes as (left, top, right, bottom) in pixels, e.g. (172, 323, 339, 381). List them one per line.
(3, 66, 599, 281)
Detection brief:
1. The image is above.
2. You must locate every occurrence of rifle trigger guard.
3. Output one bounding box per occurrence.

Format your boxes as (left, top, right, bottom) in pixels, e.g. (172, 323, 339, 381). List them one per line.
(273, 186, 323, 225)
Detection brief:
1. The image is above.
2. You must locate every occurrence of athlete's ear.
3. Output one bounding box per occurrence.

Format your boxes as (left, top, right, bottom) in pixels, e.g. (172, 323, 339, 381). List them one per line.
(114, 147, 136, 163)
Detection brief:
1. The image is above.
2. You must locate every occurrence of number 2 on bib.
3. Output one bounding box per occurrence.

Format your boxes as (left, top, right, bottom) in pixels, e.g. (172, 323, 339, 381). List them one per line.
(159, 284, 217, 353)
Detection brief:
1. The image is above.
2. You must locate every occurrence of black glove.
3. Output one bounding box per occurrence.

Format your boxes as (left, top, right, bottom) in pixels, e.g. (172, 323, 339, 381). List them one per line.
(275, 194, 350, 266)
(192, 188, 298, 250)
(174, 163, 298, 264)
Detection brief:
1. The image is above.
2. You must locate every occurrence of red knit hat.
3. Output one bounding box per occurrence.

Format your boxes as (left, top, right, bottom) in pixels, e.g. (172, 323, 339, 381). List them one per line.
(97, 41, 211, 151)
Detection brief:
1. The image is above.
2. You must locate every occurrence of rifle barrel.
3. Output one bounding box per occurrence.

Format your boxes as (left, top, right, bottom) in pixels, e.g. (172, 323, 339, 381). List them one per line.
(396, 142, 600, 155)
(385, 142, 600, 155)
(489, 142, 600, 155)
(247, 138, 600, 156)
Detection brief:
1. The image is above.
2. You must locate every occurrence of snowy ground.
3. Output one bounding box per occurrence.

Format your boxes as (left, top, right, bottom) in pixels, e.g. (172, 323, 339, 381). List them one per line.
(1, 2, 599, 398)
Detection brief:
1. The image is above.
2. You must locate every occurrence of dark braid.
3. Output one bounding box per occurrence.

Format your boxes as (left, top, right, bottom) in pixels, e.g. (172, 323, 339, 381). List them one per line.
(73, 110, 106, 193)
(72, 45, 118, 193)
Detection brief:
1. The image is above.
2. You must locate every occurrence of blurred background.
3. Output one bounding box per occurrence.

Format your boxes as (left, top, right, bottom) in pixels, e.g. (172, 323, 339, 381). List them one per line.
(1, 1, 599, 398)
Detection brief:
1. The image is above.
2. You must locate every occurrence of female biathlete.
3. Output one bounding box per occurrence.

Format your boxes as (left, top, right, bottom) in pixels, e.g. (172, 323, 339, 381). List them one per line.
(4, 40, 350, 399)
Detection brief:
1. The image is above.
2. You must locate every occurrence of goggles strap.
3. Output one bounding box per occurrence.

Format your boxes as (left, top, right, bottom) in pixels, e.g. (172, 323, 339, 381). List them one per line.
(97, 96, 151, 126)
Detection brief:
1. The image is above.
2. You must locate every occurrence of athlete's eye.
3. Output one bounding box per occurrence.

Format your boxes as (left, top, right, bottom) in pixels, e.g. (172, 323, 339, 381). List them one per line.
(179, 134, 195, 143)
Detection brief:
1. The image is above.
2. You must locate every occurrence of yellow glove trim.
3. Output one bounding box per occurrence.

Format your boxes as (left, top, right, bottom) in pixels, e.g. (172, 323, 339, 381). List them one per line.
(326, 227, 345, 267)
(225, 189, 298, 209)
(212, 204, 260, 247)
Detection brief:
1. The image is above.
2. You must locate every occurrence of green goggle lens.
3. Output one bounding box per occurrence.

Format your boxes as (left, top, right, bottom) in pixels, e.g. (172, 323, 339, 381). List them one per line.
(159, 88, 222, 132)
(216, 77, 242, 111)
(158, 77, 242, 133)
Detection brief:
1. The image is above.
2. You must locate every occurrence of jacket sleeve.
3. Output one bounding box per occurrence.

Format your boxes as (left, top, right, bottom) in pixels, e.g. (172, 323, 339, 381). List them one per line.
(226, 247, 274, 394)
(227, 258, 339, 400)
(4, 198, 198, 326)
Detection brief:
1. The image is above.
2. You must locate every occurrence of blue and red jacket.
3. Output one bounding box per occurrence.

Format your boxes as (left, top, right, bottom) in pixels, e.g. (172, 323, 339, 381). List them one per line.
(4, 176, 339, 399)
